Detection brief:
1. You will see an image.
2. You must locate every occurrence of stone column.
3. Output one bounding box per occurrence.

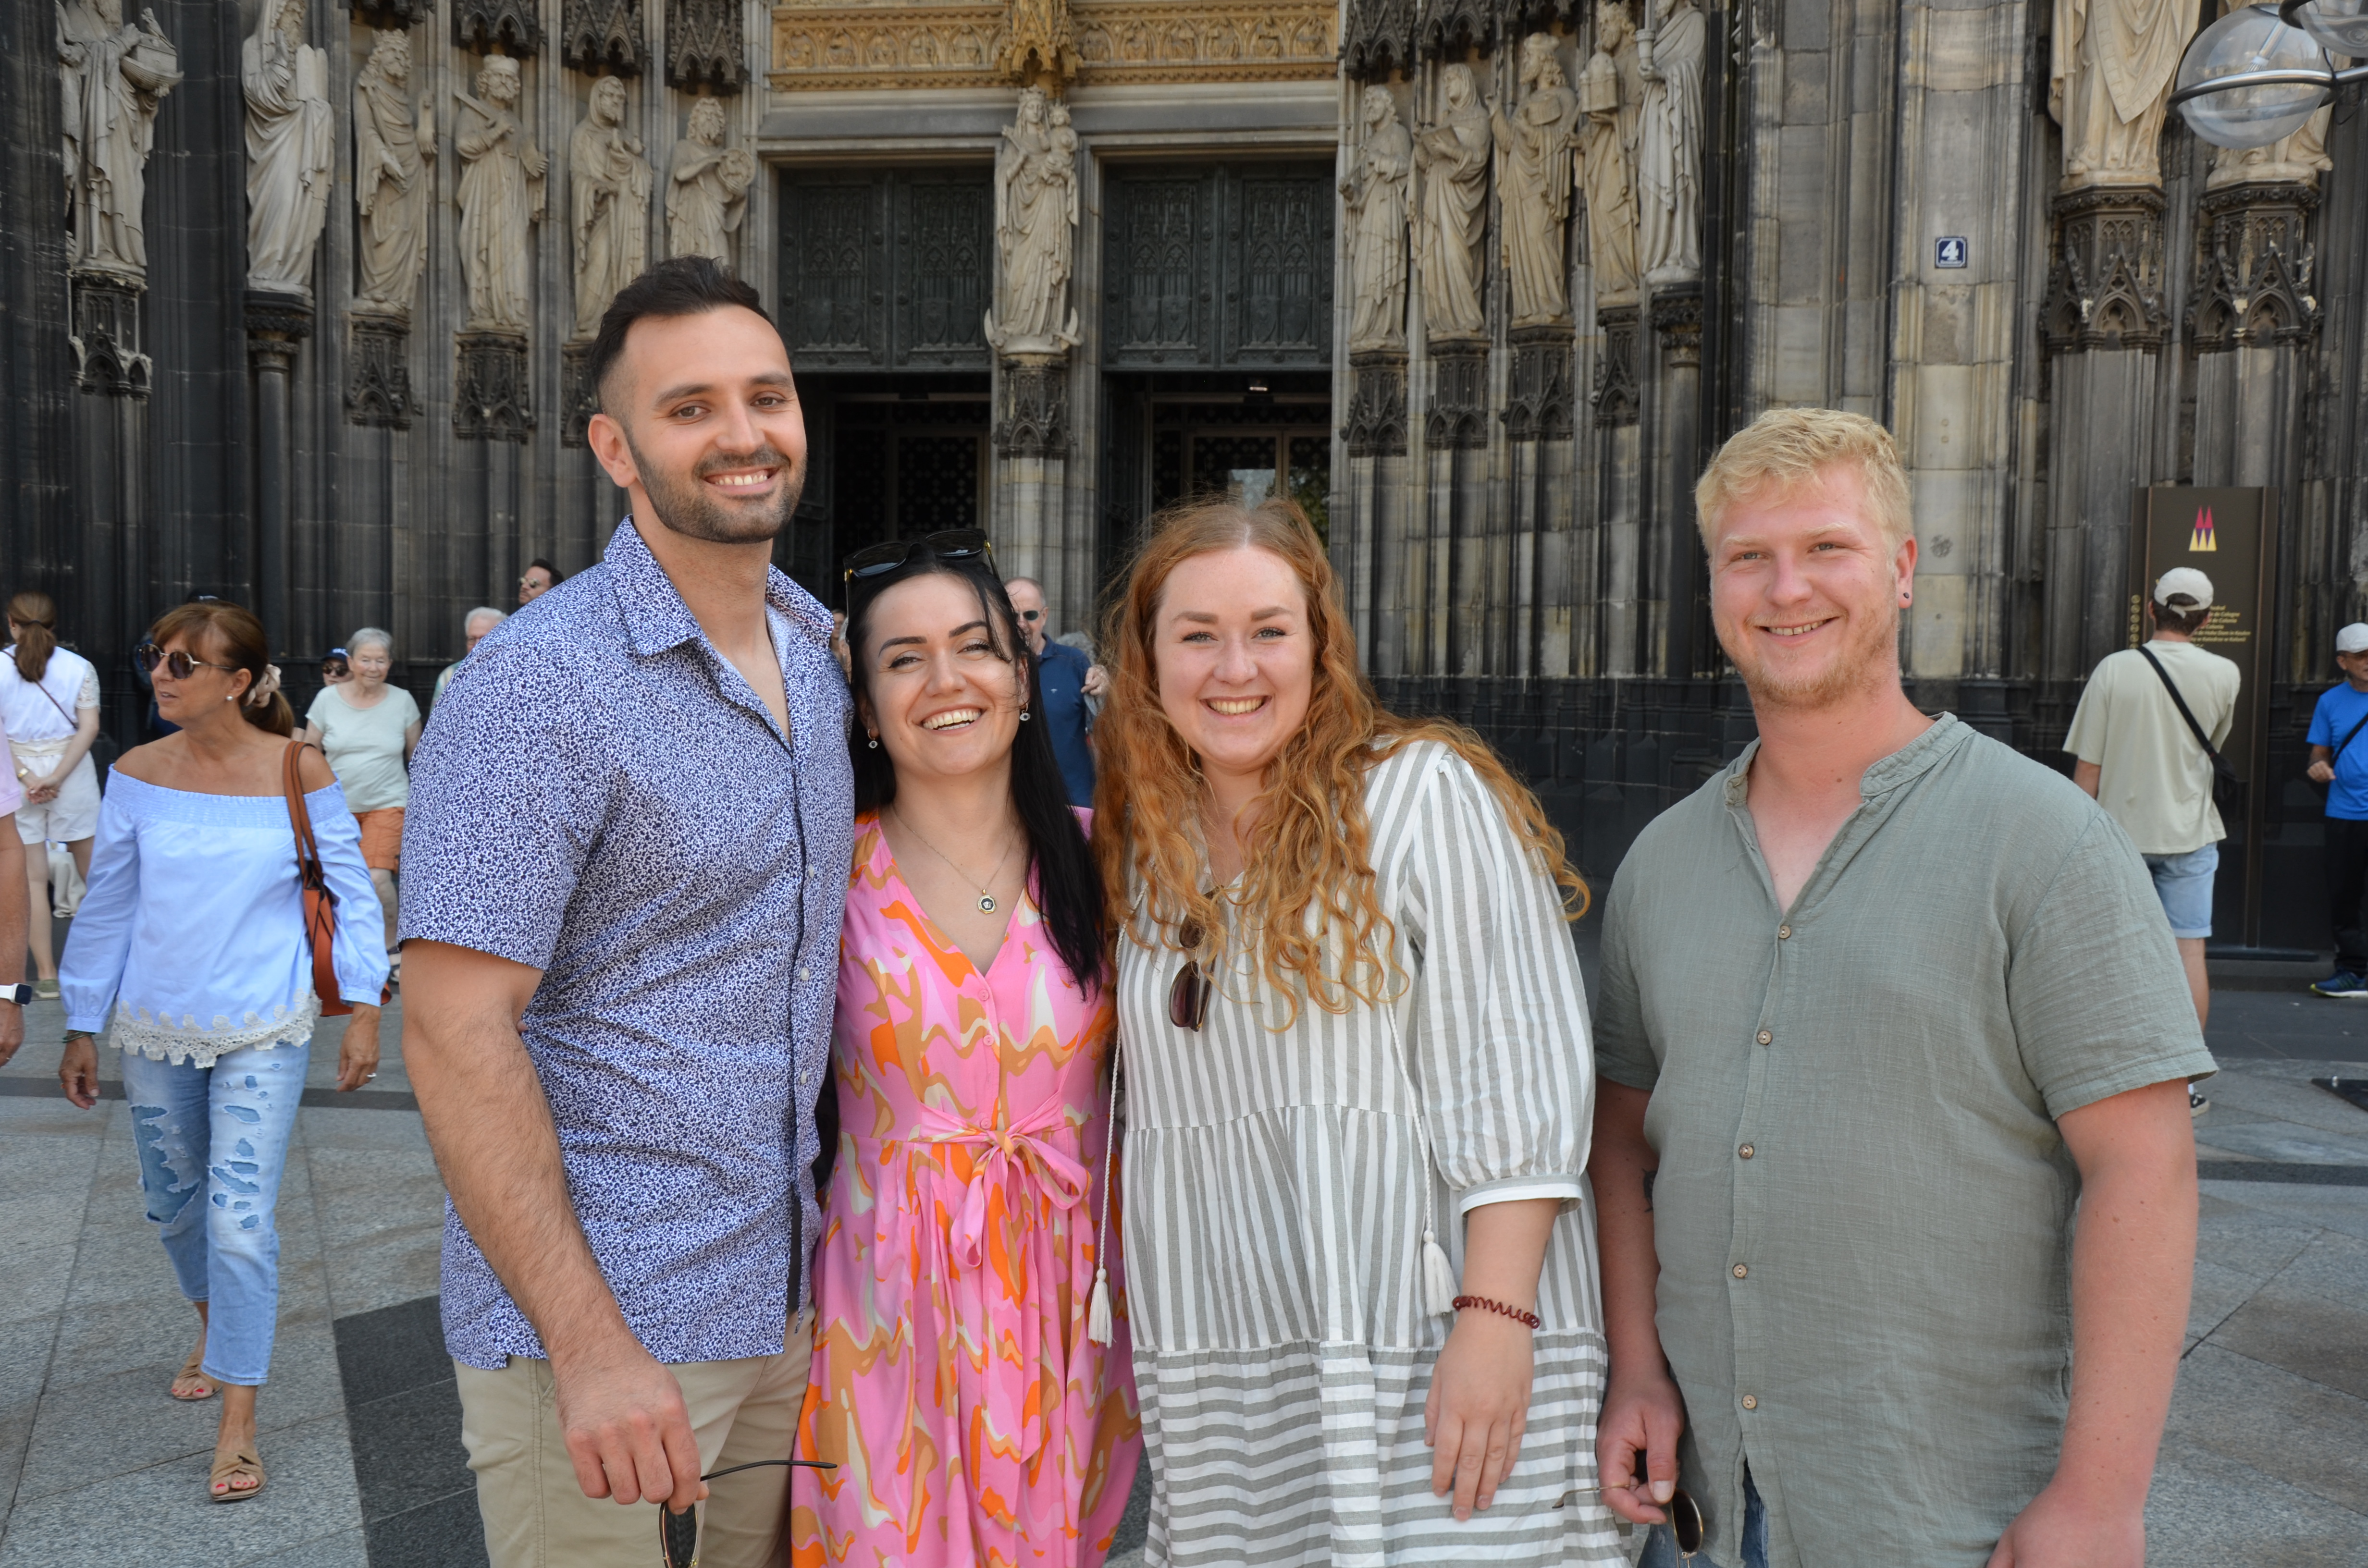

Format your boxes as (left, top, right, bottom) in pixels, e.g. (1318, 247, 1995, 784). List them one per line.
(993, 352, 1071, 600)
(1591, 304, 1643, 675)
(246, 291, 312, 655)
(1505, 324, 1575, 676)
(68, 270, 152, 708)
(455, 331, 534, 632)
(2189, 181, 2318, 494)
(1344, 351, 1410, 674)
(1649, 286, 1702, 677)
(1426, 339, 1488, 675)
(2039, 188, 2167, 680)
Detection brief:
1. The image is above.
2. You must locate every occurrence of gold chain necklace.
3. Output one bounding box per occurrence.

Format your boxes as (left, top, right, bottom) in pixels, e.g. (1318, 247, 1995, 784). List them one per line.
(890, 806, 1022, 914)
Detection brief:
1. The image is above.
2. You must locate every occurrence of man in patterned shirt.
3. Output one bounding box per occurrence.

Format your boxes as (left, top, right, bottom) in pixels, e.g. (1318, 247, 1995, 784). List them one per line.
(401, 257, 852, 1568)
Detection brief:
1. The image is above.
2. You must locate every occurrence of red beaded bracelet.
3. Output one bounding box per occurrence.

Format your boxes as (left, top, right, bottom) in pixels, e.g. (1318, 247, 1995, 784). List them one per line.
(1452, 1294, 1542, 1330)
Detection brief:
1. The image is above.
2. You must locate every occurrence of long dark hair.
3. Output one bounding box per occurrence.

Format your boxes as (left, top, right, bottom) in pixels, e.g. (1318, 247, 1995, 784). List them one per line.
(7, 592, 57, 684)
(844, 554, 1105, 992)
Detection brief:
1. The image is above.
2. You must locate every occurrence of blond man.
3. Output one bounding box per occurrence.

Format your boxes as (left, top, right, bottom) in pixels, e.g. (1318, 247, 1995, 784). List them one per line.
(1589, 408, 2210, 1568)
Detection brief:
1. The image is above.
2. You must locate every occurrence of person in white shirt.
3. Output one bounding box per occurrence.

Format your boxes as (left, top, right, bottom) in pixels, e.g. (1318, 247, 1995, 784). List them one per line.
(299, 628, 421, 963)
(0, 592, 103, 997)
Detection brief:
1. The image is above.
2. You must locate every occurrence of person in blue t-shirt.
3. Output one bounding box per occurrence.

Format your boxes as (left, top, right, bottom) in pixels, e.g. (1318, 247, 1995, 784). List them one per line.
(2306, 622, 2368, 995)
(1006, 577, 1104, 809)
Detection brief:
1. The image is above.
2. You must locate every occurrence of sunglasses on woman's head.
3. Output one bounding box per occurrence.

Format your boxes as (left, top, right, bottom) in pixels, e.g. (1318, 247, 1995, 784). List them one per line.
(660, 1458, 835, 1568)
(841, 529, 994, 583)
(135, 642, 239, 681)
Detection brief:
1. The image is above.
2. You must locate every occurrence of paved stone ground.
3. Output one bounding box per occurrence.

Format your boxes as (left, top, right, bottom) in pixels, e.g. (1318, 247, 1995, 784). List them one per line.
(0, 963, 2359, 1566)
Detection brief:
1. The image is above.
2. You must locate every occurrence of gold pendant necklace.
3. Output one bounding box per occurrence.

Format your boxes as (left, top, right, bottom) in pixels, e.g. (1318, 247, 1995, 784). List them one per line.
(891, 807, 1019, 914)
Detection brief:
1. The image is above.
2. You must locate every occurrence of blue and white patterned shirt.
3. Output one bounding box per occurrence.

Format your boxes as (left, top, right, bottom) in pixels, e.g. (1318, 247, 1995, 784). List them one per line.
(402, 519, 853, 1370)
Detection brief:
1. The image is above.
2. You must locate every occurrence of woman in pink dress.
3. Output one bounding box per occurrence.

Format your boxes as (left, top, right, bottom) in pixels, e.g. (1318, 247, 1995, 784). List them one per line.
(794, 533, 1140, 1568)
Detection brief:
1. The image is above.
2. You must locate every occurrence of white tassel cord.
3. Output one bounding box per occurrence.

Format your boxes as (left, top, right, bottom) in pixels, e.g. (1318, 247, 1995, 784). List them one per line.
(1087, 1046, 1122, 1347)
(1421, 1225, 1459, 1317)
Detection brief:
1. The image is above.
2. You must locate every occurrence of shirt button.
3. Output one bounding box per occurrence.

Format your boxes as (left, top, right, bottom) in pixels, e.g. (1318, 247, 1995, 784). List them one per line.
(1777, 924, 1791, 939)
(1741, 1394, 1758, 1410)
(1739, 1143, 1754, 1159)
(1732, 1263, 1748, 1278)
(797, 967, 811, 983)
(1756, 1029, 1773, 1046)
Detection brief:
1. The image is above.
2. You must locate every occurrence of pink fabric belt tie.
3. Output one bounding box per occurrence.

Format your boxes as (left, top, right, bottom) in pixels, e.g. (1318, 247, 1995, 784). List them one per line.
(912, 1097, 1092, 1270)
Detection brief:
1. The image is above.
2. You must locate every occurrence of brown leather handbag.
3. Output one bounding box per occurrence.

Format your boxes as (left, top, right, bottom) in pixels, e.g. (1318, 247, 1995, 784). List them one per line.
(281, 740, 354, 1017)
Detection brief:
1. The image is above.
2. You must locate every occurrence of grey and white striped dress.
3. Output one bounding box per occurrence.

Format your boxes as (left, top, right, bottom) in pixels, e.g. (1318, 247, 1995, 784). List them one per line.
(1117, 742, 1624, 1567)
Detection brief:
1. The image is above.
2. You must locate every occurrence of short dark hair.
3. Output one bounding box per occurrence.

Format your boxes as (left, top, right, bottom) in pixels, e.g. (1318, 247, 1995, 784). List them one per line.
(588, 256, 773, 415)
(2153, 598, 2210, 636)
(525, 557, 564, 585)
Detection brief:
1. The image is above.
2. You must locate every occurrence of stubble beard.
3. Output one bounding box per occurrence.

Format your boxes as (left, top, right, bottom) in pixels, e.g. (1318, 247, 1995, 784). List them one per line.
(1724, 597, 1902, 715)
(623, 426, 805, 547)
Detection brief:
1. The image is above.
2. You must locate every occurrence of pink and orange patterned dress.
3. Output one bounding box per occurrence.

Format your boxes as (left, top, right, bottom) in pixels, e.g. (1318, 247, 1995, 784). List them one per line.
(792, 812, 1140, 1568)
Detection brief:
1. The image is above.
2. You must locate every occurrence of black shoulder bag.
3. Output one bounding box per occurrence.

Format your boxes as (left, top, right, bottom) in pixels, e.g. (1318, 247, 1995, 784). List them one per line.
(2137, 645, 2242, 818)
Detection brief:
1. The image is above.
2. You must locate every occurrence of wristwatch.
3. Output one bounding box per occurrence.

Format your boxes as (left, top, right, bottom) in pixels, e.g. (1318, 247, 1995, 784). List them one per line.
(0, 985, 31, 1006)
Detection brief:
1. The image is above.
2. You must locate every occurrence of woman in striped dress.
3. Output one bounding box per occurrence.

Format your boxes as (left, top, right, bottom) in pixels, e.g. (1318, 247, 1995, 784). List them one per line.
(1093, 499, 1625, 1567)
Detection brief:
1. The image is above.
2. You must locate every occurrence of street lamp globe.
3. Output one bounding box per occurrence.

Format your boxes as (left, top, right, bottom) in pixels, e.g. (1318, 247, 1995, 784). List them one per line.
(2174, 3, 2331, 148)
(2290, 0, 2368, 55)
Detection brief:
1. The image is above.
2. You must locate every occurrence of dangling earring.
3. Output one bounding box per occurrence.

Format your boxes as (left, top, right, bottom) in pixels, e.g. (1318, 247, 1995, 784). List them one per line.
(866, 734, 879, 749)
(1020, 709, 1032, 722)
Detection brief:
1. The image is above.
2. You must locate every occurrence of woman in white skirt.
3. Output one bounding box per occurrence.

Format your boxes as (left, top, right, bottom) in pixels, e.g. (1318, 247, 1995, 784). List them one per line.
(1092, 498, 1624, 1567)
(0, 592, 102, 997)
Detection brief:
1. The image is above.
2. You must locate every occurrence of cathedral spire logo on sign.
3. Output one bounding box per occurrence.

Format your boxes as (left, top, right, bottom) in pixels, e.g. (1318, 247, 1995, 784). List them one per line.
(2189, 506, 2217, 552)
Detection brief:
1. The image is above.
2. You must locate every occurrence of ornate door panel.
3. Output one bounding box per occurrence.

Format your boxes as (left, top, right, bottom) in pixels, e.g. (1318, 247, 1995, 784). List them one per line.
(779, 169, 992, 372)
(895, 179, 992, 368)
(1226, 172, 1331, 366)
(781, 178, 885, 368)
(1104, 164, 1333, 371)
(1107, 176, 1210, 366)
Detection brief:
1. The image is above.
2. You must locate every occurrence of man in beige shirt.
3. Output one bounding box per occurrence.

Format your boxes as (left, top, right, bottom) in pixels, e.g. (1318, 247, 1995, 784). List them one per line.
(2064, 567, 2238, 1102)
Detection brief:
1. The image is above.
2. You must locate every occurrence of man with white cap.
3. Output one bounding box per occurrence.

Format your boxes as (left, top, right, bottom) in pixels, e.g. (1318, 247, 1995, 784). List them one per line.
(2064, 566, 2237, 1112)
(2305, 623, 2368, 996)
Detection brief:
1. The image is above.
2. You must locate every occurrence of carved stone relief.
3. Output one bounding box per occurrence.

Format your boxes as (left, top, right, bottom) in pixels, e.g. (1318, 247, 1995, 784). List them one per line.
(454, 54, 545, 333)
(1591, 304, 1640, 425)
(455, 330, 534, 439)
(243, 0, 334, 297)
(1579, 0, 1641, 307)
(453, 0, 541, 53)
(355, 30, 434, 318)
(562, 0, 645, 74)
(1341, 0, 1415, 80)
(987, 88, 1079, 353)
(1343, 86, 1412, 353)
(667, 98, 754, 266)
(352, 0, 434, 24)
(1427, 342, 1489, 448)
(69, 270, 149, 396)
(2041, 187, 2168, 353)
(995, 355, 1069, 455)
(58, 0, 181, 280)
(1414, 63, 1490, 342)
(1492, 34, 1580, 328)
(345, 314, 413, 428)
(560, 340, 598, 445)
(1002, 0, 1079, 84)
(1418, 0, 1497, 58)
(2190, 183, 2320, 350)
(569, 75, 652, 339)
(1651, 284, 1701, 366)
(2208, 103, 2334, 192)
(2047, 0, 2184, 191)
(1344, 352, 1409, 457)
(1505, 324, 1574, 440)
(1636, 0, 1703, 287)
(669, 0, 745, 92)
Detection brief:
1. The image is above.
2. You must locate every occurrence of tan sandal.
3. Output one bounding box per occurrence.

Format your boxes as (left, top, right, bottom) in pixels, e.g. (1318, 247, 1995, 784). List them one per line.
(209, 1447, 265, 1503)
(169, 1347, 215, 1402)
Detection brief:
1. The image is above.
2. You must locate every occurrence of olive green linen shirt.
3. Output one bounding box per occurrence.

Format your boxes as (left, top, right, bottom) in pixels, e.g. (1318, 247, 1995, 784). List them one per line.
(1593, 715, 2214, 1568)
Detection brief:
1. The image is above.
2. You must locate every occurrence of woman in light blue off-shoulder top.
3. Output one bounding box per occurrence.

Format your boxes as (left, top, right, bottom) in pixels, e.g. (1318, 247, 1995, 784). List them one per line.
(58, 600, 388, 1506)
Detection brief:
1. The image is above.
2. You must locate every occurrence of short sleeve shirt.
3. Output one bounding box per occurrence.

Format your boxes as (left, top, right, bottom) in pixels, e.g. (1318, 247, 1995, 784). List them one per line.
(2061, 640, 2239, 854)
(2307, 683, 2368, 821)
(1592, 716, 2214, 1568)
(306, 683, 422, 812)
(0, 647, 100, 745)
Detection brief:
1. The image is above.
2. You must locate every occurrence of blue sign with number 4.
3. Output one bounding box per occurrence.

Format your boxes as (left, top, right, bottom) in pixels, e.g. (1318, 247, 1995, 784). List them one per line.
(1935, 237, 1968, 269)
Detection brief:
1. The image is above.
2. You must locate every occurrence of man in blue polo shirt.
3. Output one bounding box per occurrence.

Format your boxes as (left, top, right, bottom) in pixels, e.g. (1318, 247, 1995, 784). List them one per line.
(2307, 622, 2368, 996)
(1006, 576, 1104, 808)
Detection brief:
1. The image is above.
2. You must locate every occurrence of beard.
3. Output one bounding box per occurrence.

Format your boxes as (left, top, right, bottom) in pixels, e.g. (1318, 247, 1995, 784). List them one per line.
(622, 426, 806, 546)
(1721, 597, 1902, 713)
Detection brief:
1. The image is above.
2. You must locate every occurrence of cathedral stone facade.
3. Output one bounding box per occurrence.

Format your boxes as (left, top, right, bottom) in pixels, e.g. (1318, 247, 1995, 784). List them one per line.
(4, 0, 2365, 939)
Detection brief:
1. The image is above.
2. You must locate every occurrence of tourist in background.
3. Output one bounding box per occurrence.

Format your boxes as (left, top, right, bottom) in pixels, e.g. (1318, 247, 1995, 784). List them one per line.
(434, 607, 507, 707)
(301, 628, 419, 966)
(0, 592, 102, 998)
(1006, 576, 1105, 809)
(518, 557, 564, 607)
(2064, 566, 2235, 1115)
(2307, 623, 2368, 997)
(793, 535, 1139, 1565)
(1094, 499, 1619, 1565)
(58, 599, 386, 1503)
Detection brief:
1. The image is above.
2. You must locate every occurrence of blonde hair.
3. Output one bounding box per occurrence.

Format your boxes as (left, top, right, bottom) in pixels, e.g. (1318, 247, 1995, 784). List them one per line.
(1694, 407, 1912, 554)
(1093, 497, 1587, 1022)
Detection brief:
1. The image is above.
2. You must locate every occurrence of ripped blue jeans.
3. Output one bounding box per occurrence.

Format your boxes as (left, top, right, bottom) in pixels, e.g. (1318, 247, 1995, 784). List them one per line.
(122, 1040, 309, 1387)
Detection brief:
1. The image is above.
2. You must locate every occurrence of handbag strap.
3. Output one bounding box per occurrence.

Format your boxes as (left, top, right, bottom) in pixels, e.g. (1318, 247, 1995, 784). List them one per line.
(283, 741, 345, 1012)
(283, 740, 328, 887)
(2334, 708, 2368, 768)
(2136, 645, 2226, 766)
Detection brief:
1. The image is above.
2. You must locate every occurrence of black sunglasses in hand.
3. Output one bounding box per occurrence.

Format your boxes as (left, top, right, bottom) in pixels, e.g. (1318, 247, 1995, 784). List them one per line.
(841, 529, 994, 583)
(660, 1458, 837, 1568)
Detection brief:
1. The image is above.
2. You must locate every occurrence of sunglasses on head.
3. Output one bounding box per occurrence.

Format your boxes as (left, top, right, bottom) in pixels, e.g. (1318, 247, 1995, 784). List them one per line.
(842, 529, 994, 583)
(135, 642, 239, 681)
(661, 1458, 835, 1568)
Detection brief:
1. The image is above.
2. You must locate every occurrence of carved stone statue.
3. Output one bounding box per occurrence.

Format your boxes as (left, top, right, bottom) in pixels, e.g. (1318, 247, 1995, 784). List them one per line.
(1342, 85, 1413, 352)
(667, 97, 755, 266)
(1491, 35, 1582, 326)
(56, 0, 181, 278)
(1578, 0, 1642, 307)
(2049, 0, 2187, 189)
(987, 86, 1079, 352)
(242, 0, 334, 296)
(1413, 63, 1491, 340)
(354, 29, 435, 316)
(1636, 0, 1705, 287)
(1001, 0, 1078, 82)
(455, 54, 546, 333)
(2208, 100, 2335, 190)
(569, 75, 652, 339)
